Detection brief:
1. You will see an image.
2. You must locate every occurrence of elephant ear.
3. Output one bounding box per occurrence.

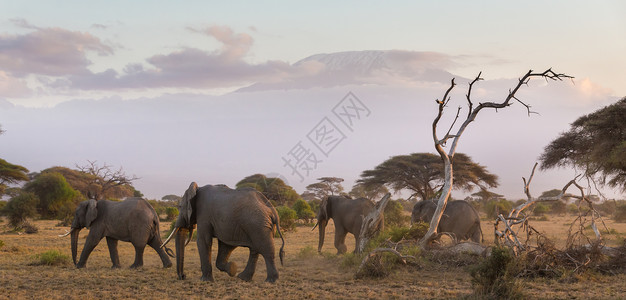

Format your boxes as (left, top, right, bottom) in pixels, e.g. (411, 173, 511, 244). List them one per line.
(180, 182, 198, 227)
(318, 196, 330, 220)
(85, 199, 98, 228)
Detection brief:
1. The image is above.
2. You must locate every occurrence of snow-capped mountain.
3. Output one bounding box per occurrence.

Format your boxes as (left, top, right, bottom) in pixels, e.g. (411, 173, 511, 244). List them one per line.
(238, 50, 460, 92)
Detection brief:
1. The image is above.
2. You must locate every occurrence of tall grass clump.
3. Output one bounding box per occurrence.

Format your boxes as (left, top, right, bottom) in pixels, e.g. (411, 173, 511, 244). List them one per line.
(32, 250, 71, 266)
(470, 246, 523, 299)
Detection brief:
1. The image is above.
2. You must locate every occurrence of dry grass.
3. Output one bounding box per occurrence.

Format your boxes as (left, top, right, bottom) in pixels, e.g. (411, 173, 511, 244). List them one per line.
(0, 215, 625, 299)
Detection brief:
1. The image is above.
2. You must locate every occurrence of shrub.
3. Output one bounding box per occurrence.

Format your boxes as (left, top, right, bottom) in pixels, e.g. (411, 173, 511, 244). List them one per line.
(549, 201, 567, 215)
(165, 207, 179, 221)
(0, 239, 4, 249)
(384, 200, 409, 227)
(277, 206, 297, 231)
(3, 191, 39, 229)
(484, 199, 513, 218)
(470, 246, 523, 299)
(385, 223, 428, 243)
(32, 250, 70, 266)
(292, 199, 315, 222)
(22, 221, 39, 234)
(24, 172, 82, 220)
(296, 246, 318, 260)
(613, 205, 626, 223)
(533, 203, 550, 216)
(567, 203, 590, 215)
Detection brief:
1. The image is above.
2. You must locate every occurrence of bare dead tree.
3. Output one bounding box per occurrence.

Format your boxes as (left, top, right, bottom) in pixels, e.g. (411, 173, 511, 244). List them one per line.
(495, 163, 609, 255)
(421, 69, 573, 247)
(76, 160, 139, 200)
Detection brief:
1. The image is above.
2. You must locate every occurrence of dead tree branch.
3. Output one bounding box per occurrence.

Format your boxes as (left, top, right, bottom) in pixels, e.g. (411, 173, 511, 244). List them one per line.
(421, 69, 572, 248)
(356, 193, 391, 253)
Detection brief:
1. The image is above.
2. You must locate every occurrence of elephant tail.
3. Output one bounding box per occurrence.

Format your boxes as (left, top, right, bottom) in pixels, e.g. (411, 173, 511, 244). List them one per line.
(272, 214, 285, 266)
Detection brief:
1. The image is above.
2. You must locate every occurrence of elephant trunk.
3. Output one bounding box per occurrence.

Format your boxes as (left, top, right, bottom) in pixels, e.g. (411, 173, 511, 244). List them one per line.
(317, 219, 328, 253)
(70, 228, 81, 266)
(175, 228, 189, 280)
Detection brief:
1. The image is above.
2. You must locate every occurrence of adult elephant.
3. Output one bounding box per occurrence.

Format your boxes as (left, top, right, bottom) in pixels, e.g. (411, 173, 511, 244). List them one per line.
(315, 195, 384, 254)
(160, 183, 285, 283)
(60, 197, 173, 269)
(411, 200, 482, 243)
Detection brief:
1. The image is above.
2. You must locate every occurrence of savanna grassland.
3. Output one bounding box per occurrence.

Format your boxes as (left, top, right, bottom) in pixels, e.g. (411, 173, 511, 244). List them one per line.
(1, 215, 625, 299)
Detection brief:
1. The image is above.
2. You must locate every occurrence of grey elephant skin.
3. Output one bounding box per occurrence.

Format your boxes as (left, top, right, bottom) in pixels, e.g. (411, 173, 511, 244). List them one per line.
(316, 195, 384, 254)
(162, 183, 285, 283)
(411, 200, 483, 243)
(65, 197, 173, 269)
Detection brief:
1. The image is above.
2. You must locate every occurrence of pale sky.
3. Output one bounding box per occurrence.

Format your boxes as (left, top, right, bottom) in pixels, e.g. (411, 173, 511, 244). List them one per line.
(1, 1, 624, 200)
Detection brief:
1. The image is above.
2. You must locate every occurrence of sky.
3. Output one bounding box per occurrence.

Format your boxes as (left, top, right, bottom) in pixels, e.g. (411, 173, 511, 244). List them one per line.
(1, 1, 624, 200)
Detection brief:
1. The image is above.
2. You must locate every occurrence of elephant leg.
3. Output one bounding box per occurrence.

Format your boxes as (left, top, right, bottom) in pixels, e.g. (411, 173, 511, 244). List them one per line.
(76, 234, 102, 268)
(334, 227, 348, 255)
(216, 240, 237, 277)
(148, 237, 173, 268)
(261, 250, 279, 283)
(130, 243, 146, 269)
(470, 224, 482, 243)
(197, 233, 214, 282)
(238, 250, 259, 282)
(106, 237, 121, 269)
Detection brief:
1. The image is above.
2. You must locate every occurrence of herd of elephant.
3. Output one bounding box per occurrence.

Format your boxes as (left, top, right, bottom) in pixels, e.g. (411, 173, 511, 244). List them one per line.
(60, 182, 482, 283)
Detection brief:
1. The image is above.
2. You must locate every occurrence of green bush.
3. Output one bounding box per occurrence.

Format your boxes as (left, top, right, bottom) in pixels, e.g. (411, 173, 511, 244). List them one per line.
(533, 203, 550, 216)
(549, 201, 567, 215)
(470, 246, 523, 299)
(0, 239, 4, 249)
(614, 205, 626, 223)
(484, 199, 513, 218)
(567, 203, 590, 215)
(24, 172, 82, 220)
(277, 206, 297, 231)
(3, 191, 39, 229)
(385, 223, 428, 243)
(165, 207, 179, 221)
(32, 250, 70, 266)
(384, 200, 409, 227)
(292, 199, 315, 222)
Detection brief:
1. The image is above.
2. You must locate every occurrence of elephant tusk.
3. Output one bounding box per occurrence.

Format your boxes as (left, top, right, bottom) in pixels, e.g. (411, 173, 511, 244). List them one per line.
(160, 227, 179, 248)
(311, 222, 319, 231)
(58, 229, 72, 237)
(185, 228, 194, 246)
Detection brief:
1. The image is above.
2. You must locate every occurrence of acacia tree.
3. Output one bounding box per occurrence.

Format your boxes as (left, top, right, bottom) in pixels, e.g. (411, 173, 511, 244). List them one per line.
(422, 69, 572, 247)
(304, 177, 345, 200)
(0, 158, 29, 197)
(358, 153, 498, 201)
(349, 183, 389, 201)
(539, 97, 626, 192)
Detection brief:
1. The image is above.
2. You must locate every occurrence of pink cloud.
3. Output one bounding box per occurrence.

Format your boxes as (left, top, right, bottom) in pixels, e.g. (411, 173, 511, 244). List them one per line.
(0, 22, 113, 77)
(0, 71, 31, 98)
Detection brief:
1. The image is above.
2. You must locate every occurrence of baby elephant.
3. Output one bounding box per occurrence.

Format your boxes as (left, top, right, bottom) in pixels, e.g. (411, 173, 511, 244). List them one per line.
(61, 197, 173, 269)
(411, 199, 483, 243)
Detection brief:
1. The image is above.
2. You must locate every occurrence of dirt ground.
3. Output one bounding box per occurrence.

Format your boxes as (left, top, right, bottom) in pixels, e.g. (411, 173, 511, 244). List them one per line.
(1, 215, 625, 299)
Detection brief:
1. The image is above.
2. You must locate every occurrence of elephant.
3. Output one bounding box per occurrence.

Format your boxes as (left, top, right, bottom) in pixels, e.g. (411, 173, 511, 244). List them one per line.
(314, 195, 384, 254)
(160, 183, 285, 283)
(411, 199, 483, 243)
(60, 197, 173, 269)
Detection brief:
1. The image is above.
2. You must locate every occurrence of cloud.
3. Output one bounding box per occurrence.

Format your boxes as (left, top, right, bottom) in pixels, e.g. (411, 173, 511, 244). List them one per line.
(0, 24, 466, 94)
(0, 71, 31, 98)
(0, 21, 113, 77)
